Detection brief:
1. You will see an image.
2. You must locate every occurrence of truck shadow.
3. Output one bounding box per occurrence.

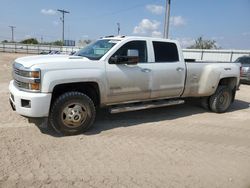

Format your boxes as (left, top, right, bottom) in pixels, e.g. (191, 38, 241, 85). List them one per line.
(227, 99, 250, 112)
(87, 99, 249, 135)
(30, 99, 249, 137)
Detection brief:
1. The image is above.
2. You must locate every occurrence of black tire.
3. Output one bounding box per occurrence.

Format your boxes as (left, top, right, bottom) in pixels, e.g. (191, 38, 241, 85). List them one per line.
(49, 92, 96, 135)
(209, 86, 232, 113)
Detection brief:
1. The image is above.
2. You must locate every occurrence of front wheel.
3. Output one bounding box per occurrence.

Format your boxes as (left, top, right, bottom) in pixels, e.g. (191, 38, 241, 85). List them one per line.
(49, 92, 96, 135)
(209, 86, 232, 113)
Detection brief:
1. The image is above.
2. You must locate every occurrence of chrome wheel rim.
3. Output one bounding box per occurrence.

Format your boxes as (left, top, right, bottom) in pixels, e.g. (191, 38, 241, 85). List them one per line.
(61, 103, 87, 128)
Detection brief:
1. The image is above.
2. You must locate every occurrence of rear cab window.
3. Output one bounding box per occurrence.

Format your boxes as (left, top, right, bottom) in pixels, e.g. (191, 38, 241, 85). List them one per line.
(152, 41, 179, 63)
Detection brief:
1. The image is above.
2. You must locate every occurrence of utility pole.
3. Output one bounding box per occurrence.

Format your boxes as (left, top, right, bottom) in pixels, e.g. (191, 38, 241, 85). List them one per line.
(163, 0, 171, 39)
(117, 23, 120, 35)
(9, 26, 16, 42)
(57, 9, 70, 46)
(41, 36, 43, 44)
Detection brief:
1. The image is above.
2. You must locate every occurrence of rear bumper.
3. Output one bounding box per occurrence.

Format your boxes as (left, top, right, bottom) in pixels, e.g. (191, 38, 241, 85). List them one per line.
(9, 80, 52, 117)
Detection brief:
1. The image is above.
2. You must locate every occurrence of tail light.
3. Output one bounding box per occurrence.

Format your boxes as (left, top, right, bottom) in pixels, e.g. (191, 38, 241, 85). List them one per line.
(240, 65, 243, 77)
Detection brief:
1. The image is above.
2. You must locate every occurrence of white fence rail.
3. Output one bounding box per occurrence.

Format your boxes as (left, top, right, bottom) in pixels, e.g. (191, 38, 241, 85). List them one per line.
(1, 43, 250, 62)
(183, 49, 250, 62)
(0, 43, 80, 54)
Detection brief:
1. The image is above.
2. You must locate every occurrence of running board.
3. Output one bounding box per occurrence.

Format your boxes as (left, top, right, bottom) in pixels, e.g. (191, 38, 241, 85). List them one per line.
(110, 99, 185, 114)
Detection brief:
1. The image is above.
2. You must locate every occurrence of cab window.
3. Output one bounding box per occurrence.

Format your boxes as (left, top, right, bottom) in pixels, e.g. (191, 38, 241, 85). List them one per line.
(153, 41, 179, 62)
(111, 41, 148, 63)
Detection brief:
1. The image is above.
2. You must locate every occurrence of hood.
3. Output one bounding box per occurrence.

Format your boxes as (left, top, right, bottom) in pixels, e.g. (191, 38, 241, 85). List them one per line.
(15, 55, 90, 68)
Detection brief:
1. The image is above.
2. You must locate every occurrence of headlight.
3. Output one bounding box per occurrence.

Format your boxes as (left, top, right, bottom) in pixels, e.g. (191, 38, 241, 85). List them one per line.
(13, 63, 41, 92)
(16, 82, 40, 91)
(16, 70, 40, 78)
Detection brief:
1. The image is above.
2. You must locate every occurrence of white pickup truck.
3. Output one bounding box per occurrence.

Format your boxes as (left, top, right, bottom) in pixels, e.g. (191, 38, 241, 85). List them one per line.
(9, 36, 241, 135)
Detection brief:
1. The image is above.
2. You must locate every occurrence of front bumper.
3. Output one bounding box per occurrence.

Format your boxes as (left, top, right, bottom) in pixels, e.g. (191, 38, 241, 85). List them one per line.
(240, 71, 250, 82)
(240, 76, 250, 82)
(9, 80, 52, 117)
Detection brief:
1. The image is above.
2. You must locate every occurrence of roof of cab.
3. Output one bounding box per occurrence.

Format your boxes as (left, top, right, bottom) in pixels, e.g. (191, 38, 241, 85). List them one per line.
(101, 35, 178, 43)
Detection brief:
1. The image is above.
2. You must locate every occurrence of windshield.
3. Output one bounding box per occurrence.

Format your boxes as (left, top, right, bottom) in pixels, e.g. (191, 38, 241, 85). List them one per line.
(235, 57, 250, 64)
(75, 39, 119, 60)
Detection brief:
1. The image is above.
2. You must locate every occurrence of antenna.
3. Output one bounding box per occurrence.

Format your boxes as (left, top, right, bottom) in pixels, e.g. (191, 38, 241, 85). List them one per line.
(117, 23, 121, 35)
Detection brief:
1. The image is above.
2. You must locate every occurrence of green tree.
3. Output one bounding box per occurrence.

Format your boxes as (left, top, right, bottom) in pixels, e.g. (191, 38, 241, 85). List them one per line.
(52, 40, 63, 46)
(188, 37, 218, 49)
(21, 38, 39, 44)
(2, 40, 8, 43)
(39, 40, 64, 46)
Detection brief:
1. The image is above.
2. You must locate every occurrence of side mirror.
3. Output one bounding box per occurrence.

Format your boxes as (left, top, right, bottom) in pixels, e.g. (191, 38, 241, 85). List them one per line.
(127, 49, 139, 57)
(109, 49, 139, 65)
(126, 49, 139, 65)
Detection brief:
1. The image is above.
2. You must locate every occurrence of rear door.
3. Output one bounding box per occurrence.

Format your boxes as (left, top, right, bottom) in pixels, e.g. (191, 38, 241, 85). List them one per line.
(150, 41, 186, 99)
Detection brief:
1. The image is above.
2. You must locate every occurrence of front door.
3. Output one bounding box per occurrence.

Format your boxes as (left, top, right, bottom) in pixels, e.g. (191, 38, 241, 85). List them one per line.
(105, 40, 151, 104)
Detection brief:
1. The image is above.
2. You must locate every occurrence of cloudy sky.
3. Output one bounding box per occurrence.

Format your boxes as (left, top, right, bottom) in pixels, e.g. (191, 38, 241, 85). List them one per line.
(0, 0, 250, 49)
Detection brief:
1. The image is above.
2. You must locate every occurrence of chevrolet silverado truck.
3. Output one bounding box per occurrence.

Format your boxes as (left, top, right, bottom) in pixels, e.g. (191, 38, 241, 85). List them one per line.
(9, 36, 241, 135)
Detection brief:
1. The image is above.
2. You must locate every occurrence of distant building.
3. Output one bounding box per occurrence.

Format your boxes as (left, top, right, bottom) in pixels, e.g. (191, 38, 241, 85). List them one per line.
(64, 40, 75, 46)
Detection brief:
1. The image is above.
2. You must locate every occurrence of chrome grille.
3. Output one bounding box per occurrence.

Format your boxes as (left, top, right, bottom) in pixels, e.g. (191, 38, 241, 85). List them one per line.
(14, 67, 20, 75)
(14, 67, 30, 77)
(14, 79, 20, 87)
(12, 62, 41, 92)
(14, 80, 28, 89)
(241, 72, 249, 77)
(13, 65, 22, 89)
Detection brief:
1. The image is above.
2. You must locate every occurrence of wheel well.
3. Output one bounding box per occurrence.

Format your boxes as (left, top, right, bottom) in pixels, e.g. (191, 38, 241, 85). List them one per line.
(218, 77, 237, 90)
(218, 77, 237, 102)
(51, 82, 100, 107)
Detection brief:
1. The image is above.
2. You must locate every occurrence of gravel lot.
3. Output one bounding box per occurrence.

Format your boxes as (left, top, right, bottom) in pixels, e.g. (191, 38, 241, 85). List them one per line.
(0, 52, 250, 188)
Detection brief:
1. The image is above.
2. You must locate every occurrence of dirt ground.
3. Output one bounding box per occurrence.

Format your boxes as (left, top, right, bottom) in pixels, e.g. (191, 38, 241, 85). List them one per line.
(0, 52, 250, 188)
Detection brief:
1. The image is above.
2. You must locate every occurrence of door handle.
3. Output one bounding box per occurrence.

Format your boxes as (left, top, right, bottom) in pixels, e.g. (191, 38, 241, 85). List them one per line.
(141, 68, 151, 73)
(176, 67, 184, 72)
